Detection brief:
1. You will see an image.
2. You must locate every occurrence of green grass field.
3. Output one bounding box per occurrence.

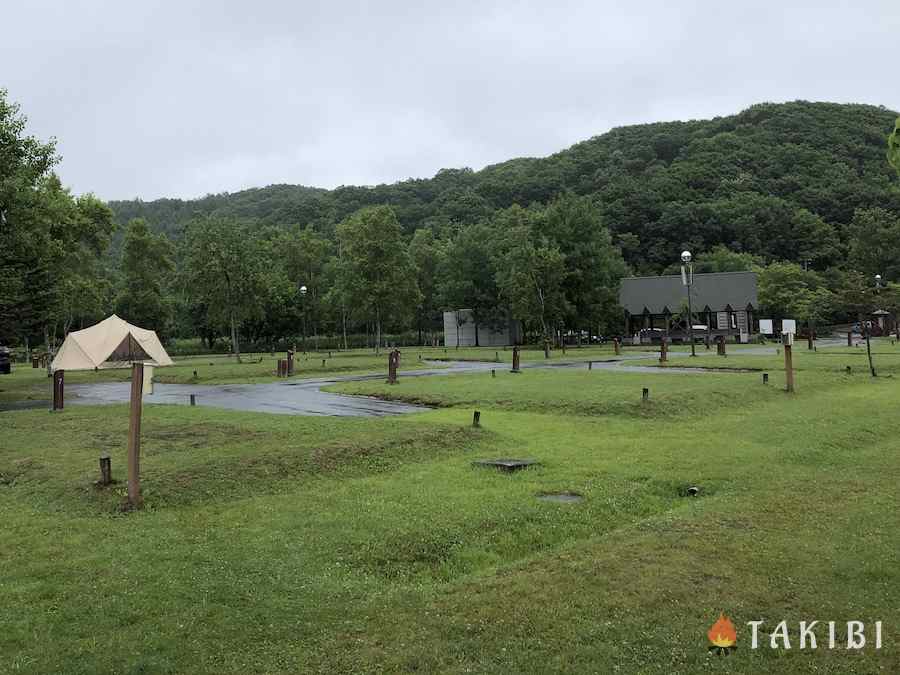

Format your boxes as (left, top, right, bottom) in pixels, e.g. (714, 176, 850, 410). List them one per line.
(1, 347, 898, 673)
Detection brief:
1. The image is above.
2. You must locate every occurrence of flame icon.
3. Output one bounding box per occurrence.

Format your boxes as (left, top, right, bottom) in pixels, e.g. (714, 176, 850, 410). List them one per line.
(708, 613, 737, 648)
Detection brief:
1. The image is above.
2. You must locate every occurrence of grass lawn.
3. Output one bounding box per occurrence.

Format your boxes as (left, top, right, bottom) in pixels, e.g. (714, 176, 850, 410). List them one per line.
(2, 349, 898, 672)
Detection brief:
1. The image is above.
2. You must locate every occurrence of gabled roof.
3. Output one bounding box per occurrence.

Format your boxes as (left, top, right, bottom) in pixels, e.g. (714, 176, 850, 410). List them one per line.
(50, 314, 173, 372)
(619, 271, 758, 315)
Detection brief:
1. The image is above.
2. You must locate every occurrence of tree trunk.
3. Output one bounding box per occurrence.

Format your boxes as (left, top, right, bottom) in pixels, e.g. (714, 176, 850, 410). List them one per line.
(474, 316, 480, 347)
(375, 308, 381, 356)
(342, 306, 349, 351)
(230, 312, 241, 363)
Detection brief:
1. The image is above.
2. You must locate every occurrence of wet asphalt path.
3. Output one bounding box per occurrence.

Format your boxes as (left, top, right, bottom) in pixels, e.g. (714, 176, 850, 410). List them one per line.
(52, 340, 844, 417)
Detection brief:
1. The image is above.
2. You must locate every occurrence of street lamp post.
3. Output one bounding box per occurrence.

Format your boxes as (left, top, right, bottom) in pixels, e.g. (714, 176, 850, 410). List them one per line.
(299, 284, 308, 352)
(681, 250, 696, 357)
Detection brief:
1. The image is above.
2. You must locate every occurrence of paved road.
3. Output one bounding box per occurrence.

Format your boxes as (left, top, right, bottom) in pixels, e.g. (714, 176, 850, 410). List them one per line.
(49, 339, 846, 417)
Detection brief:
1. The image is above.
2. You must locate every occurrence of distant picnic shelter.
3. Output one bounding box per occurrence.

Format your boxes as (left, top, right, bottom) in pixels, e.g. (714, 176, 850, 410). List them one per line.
(619, 271, 759, 344)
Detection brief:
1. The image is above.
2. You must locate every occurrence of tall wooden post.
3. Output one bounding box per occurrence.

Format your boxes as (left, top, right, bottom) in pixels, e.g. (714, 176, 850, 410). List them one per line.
(52, 370, 65, 411)
(127, 362, 144, 508)
(783, 337, 795, 393)
(511, 346, 521, 373)
(659, 338, 668, 363)
(613, 338, 621, 356)
(287, 350, 294, 376)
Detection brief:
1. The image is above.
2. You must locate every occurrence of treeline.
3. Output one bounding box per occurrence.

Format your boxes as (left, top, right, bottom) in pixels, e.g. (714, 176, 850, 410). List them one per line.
(116, 194, 628, 353)
(3, 87, 900, 353)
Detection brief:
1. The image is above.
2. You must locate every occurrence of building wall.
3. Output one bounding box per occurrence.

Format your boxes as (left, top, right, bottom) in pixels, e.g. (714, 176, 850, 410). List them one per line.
(443, 310, 518, 347)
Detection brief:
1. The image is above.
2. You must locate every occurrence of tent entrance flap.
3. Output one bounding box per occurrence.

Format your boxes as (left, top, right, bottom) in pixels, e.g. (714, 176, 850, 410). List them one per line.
(106, 333, 151, 365)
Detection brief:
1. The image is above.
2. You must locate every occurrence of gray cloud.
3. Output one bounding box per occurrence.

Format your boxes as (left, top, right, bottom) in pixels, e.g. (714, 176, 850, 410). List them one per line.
(3, 0, 898, 200)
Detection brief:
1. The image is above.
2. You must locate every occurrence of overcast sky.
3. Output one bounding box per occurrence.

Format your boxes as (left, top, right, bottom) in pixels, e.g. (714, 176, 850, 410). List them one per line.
(3, 1, 898, 201)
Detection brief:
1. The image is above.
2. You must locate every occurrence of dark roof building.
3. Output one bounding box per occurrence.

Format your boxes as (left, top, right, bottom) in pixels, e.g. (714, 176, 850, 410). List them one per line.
(619, 271, 759, 344)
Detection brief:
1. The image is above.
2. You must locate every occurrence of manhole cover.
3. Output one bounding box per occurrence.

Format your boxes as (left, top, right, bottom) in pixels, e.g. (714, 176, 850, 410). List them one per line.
(472, 458, 539, 472)
(537, 492, 583, 503)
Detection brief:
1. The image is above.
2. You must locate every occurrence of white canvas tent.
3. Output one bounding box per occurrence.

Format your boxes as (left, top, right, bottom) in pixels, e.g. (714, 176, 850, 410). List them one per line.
(51, 314, 173, 372)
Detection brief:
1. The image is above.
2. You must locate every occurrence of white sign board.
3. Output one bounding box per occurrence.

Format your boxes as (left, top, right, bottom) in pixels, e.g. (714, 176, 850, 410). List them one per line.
(782, 319, 796, 335)
(759, 319, 774, 335)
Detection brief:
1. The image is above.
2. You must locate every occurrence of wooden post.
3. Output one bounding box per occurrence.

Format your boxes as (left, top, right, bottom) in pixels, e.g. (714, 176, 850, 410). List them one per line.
(543, 339, 550, 359)
(613, 338, 621, 355)
(52, 370, 64, 411)
(190, 394, 196, 406)
(287, 350, 294, 375)
(99, 454, 112, 485)
(193, 370, 198, 379)
(763, 373, 769, 385)
(491, 369, 496, 378)
(847, 330, 853, 347)
(387, 350, 398, 384)
(495, 351, 500, 362)
(127, 362, 144, 508)
(642, 387, 649, 401)
(588, 361, 592, 370)
(473, 410, 481, 427)
(717, 336, 726, 356)
(784, 341, 795, 393)
(659, 338, 668, 364)
(511, 346, 521, 373)
(846, 366, 852, 375)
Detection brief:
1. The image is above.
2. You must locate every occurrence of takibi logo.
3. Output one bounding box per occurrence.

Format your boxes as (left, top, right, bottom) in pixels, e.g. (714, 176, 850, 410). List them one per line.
(707, 613, 738, 654)
(705, 614, 884, 653)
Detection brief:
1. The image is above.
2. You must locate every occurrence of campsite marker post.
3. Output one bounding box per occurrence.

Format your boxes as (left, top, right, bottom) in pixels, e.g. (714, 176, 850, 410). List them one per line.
(127, 363, 144, 508)
(783, 334, 795, 393)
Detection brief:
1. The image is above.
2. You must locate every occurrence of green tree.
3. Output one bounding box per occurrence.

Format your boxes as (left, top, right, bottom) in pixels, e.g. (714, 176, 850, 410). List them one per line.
(535, 193, 628, 339)
(409, 228, 444, 345)
(334, 206, 420, 354)
(438, 222, 503, 346)
(889, 118, 900, 177)
(0, 90, 114, 348)
(116, 219, 174, 334)
(758, 262, 830, 322)
(182, 217, 268, 361)
(848, 207, 900, 280)
(495, 225, 568, 341)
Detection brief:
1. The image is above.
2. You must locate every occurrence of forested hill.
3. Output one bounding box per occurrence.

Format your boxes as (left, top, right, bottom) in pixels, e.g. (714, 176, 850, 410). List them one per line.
(109, 101, 900, 273)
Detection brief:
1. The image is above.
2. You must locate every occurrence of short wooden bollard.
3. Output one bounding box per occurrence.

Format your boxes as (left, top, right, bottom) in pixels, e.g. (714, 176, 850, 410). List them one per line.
(511, 346, 521, 373)
(588, 361, 592, 370)
(473, 410, 481, 427)
(847, 331, 853, 347)
(659, 339, 668, 363)
(99, 454, 112, 485)
(491, 369, 496, 378)
(543, 340, 551, 359)
(126, 363, 144, 508)
(51, 370, 64, 411)
(642, 387, 649, 401)
(287, 351, 294, 376)
(276, 360, 283, 377)
(613, 338, 621, 355)
(762, 373, 769, 385)
(190, 394, 196, 406)
(846, 366, 852, 375)
(716, 336, 726, 356)
(193, 370, 198, 378)
(322, 359, 326, 367)
(495, 351, 500, 362)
